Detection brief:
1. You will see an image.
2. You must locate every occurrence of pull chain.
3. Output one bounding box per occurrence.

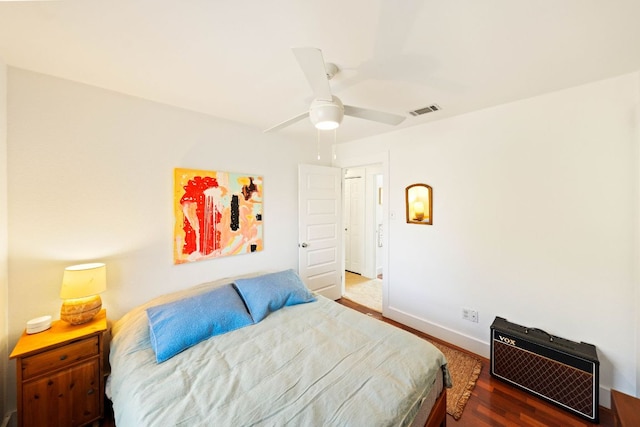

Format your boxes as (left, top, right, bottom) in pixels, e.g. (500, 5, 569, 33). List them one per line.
(333, 129, 337, 159)
(316, 129, 338, 160)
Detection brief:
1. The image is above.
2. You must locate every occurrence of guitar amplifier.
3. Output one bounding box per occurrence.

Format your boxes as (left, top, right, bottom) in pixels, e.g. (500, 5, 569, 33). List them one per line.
(490, 317, 599, 422)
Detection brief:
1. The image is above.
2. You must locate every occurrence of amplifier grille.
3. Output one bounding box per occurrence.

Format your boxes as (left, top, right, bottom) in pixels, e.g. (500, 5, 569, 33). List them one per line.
(493, 341, 594, 417)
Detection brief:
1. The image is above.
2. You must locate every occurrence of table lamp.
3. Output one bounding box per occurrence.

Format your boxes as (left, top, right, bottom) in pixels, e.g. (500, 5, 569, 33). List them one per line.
(60, 262, 106, 325)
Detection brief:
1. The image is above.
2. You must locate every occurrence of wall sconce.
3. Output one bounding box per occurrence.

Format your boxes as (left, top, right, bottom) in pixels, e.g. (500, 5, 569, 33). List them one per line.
(60, 263, 106, 325)
(406, 183, 433, 225)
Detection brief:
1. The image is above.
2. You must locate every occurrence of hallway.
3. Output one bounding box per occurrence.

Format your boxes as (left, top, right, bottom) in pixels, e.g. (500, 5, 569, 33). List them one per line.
(344, 271, 382, 312)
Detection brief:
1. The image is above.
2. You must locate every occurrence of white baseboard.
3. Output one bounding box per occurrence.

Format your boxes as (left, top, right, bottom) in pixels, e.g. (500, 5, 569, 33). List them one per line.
(384, 305, 490, 358)
(599, 386, 611, 409)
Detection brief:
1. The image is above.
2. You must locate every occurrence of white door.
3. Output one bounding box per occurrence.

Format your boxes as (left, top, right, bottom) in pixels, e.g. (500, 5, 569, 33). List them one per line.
(298, 164, 342, 300)
(344, 173, 365, 274)
(344, 179, 352, 271)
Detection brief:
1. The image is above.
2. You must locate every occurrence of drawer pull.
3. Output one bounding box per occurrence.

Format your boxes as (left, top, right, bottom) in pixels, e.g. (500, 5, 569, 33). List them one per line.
(87, 388, 95, 395)
(59, 354, 68, 361)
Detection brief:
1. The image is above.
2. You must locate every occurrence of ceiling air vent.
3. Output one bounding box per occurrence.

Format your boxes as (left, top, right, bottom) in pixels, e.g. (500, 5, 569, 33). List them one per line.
(409, 104, 441, 117)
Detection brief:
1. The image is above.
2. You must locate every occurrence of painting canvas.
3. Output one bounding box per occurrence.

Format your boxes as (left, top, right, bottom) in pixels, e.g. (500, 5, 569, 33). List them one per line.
(174, 168, 263, 264)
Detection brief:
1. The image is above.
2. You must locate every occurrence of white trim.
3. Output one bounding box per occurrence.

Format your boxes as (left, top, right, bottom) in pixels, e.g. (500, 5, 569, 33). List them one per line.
(386, 305, 490, 358)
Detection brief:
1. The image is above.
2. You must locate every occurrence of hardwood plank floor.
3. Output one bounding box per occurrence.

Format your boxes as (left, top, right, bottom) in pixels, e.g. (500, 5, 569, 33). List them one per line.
(102, 298, 614, 427)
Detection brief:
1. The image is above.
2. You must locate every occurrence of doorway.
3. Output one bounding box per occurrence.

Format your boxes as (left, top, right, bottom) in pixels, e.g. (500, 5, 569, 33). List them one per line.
(343, 165, 383, 312)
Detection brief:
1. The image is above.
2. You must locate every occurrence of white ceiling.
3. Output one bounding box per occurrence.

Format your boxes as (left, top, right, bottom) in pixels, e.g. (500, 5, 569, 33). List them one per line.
(1, 0, 640, 143)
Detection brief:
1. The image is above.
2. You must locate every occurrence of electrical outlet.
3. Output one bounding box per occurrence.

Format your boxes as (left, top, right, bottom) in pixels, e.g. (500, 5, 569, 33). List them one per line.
(462, 307, 479, 323)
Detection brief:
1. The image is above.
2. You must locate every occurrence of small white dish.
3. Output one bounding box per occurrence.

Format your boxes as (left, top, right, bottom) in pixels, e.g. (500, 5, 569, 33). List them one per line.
(26, 315, 52, 334)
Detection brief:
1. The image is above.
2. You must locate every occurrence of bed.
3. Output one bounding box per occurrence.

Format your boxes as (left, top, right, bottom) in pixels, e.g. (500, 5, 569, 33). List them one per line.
(106, 270, 451, 426)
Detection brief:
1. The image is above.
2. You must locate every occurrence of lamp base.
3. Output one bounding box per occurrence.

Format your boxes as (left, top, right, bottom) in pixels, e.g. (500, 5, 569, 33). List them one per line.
(60, 295, 102, 325)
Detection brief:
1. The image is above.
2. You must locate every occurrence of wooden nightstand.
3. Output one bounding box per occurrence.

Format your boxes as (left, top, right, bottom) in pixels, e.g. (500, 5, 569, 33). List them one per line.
(10, 310, 108, 427)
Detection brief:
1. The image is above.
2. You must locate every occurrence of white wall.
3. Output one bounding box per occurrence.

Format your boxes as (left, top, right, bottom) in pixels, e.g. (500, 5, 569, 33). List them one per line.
(4, 65, 638, 415)
(0, 58, 8, 422)
(5, 67, 328, 411)
(336, 72, 640, 402)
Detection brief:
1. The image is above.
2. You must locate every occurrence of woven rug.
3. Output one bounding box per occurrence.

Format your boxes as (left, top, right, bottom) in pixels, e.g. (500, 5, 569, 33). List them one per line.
(428, 340, 482, 420)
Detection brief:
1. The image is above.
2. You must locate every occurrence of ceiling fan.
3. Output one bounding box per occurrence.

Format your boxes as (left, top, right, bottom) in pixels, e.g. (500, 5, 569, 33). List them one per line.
(264, 47, 406, 133)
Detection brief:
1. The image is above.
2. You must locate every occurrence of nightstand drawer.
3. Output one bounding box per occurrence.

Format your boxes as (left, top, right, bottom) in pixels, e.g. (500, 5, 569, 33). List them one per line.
(21, 336, 99, 380)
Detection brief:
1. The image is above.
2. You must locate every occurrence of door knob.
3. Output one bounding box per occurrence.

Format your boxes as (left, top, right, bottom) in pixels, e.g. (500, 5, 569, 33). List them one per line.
(300, 243, 309, 248)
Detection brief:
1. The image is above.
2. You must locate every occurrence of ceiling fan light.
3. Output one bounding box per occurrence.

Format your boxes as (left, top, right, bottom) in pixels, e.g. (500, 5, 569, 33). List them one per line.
(310, 96, 344, 130)
(315, 120, 340, 130)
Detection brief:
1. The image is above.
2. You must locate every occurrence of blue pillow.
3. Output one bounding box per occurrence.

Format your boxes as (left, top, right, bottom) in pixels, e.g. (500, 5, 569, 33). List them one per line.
(233, 269, 316, 322)
(146, 284, 253, 363)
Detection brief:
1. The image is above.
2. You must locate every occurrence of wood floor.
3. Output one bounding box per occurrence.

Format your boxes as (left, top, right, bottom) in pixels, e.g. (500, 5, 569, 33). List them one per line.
(101, 298, 615, 427)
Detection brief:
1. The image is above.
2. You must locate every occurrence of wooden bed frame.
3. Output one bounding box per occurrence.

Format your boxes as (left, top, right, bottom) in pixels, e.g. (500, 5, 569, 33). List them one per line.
(424, 390, 447, 427)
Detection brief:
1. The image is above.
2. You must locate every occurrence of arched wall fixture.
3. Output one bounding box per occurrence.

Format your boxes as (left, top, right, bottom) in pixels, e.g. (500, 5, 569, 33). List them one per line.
(405, 184, 433, 225)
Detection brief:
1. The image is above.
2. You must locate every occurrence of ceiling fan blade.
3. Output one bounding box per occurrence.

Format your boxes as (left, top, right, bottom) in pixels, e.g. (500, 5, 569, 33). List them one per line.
(263, 111, 309, 133)
(343, 105, 406, 126)
(292, 47, 333, 101)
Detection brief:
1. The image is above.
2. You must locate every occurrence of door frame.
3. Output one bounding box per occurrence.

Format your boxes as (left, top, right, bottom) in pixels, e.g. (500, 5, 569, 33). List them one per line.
(333, 151, 390, 314)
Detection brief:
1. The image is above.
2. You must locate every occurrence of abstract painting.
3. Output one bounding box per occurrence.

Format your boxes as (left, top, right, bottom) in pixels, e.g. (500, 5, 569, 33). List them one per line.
(174, 168, 263, 264)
